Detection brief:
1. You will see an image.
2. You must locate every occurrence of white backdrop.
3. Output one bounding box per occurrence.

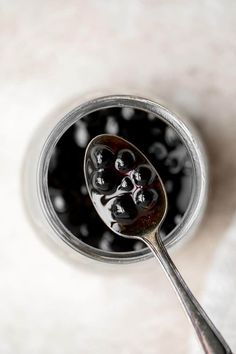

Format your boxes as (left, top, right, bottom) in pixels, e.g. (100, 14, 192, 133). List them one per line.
(1, 1, 236, 353)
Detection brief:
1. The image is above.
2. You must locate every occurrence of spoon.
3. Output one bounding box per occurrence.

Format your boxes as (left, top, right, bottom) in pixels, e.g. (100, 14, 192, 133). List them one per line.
(84, 134, 232, 354)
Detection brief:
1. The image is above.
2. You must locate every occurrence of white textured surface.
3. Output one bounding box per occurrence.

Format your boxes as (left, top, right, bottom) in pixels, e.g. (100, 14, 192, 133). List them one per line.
(190, 215, 236, 353)
(1, 1, 236, 353)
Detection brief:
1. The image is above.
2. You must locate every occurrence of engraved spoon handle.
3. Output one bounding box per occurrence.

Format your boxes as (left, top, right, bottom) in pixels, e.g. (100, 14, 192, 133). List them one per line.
(143, 232, 232, 354)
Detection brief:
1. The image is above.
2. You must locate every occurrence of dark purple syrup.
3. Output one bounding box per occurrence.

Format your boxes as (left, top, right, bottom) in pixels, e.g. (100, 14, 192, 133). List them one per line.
(48, 107, 193, 252)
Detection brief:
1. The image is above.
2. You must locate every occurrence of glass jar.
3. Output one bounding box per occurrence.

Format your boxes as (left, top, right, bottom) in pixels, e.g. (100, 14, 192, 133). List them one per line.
(23, 92, 208, 271)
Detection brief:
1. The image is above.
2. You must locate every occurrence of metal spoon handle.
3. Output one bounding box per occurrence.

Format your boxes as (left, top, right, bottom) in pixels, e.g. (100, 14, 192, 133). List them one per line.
(143, 232, 232, 354)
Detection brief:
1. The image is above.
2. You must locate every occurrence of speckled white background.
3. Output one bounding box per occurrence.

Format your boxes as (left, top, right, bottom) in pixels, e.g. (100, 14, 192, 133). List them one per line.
(1, 1, 236, 353)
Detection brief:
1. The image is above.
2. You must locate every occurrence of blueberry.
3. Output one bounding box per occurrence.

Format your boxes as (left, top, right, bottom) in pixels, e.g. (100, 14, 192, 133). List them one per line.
(133, 241, 145, 250)
(105, 116, 119, 135)
(99, 231, 114, 251)
(151, 127, 162, 138)
(183, 158, 193, 176)
(164, 180, 174, 193)
(134, 189, 158, 209)
(79, 224, 89, 237)
(52, 194, 67, 213)
(121, 107, 134, 120)
(132, 165, 154, 186)
(115, 149, 135, 172)
(165, 127, 180, 147)
(149, 142, 168, 161)
(165, 146, 186, 174)
(165, 156, 180, 173)
(91, 145, 114, 169)
(92, 169, 117, 194)
(119, 176, 134, 192)
(111, 196, 137, 224)
(74, 121, 90, 148)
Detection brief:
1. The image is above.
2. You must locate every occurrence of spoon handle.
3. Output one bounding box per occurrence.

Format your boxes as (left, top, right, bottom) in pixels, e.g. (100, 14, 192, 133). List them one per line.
(143, 232, 232, 354)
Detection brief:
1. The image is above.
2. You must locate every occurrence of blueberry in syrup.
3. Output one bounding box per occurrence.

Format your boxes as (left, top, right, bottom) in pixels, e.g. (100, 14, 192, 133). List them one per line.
(165, 146, 186, 174)
(92, 169, 117, 195)
(149, 142, 168, 161)
(115, 149, 135, 172)
(48, 107, 193, 252)
(134, 189, 159, 210)
(119, 176, 134, 192)
(111, 196, 137, 225)
(165, 126, 181, 147)
(91, 145, 114, 169)
(132, 165, 154, 186)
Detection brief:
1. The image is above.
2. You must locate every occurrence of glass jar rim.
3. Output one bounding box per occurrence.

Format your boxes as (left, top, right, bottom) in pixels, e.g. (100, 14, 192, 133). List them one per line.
(37, 94, 208, 264)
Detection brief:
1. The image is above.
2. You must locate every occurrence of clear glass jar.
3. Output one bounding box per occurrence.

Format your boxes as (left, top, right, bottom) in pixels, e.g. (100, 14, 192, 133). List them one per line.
(23, 92, 208, 271)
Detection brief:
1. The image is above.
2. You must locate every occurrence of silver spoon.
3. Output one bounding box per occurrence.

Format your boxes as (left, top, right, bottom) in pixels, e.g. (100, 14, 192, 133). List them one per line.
(84, 134, 232, 354)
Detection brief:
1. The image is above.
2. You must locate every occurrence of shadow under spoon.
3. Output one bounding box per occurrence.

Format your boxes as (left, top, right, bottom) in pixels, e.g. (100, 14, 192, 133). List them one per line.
(84, 134, 232, 354)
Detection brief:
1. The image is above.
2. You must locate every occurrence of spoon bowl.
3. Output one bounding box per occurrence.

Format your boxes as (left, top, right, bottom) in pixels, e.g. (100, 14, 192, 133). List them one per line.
(84, 134, 167, 239)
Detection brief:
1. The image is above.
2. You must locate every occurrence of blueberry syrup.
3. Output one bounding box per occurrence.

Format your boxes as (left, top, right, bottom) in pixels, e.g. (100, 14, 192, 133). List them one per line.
(48, 107, 193, 252)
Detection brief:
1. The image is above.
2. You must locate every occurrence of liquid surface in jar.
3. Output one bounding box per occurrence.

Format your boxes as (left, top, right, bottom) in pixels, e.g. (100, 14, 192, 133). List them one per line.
(85, 135, 166, 237)
(47, 107, 193, 252)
